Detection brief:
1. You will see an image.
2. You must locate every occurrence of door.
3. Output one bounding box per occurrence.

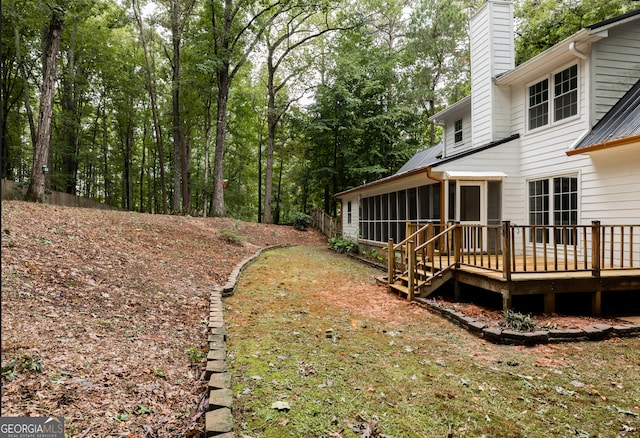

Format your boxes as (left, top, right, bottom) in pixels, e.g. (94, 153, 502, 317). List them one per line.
(457, 182, 486, 251)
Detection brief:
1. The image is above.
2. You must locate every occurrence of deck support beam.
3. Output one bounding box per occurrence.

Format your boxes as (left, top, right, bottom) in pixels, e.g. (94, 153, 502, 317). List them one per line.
(592, 289, 602, 316)
(544, 293, 556, 314)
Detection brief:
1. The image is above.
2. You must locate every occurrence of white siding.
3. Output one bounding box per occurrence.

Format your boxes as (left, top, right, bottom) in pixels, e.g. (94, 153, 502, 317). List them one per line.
(470, 5, 493, 147)
(580, 143, 640, 223)
(432, 137, 524, 227)
(341, 194, 360, 240)
(444, 116, 472, 156)
(470, 1, 514, 147)
(592, 21, 640, 123)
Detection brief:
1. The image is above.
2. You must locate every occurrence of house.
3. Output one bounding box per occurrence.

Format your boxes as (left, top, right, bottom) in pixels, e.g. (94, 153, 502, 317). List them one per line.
(334, 1, 640, 313)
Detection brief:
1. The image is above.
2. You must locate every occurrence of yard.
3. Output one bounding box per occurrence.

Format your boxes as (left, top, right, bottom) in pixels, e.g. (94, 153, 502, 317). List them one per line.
(226, 245, 640, 437)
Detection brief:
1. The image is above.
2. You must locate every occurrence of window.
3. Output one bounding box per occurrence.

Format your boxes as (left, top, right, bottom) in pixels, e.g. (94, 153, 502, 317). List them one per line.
(358, 184, 441, 243)
(454, 119, 463, 143)
(347, 201, 352, 224)
(528, 64, 578, 130)
(528, 179, 549, 243)
(553, 176, 578, 244)
(528, 175, 578, 244)
(554, 65, 578, 121)
(528, 79, 549, 130)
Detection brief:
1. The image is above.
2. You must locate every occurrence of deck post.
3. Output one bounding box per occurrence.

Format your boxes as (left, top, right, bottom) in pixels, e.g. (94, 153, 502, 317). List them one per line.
(454, 222, 462, 268)
(591, 221, 601, 278)
(407, 240, 415, 301)
(388, 239, 395, 285)
(426, 222, 434, 262)
(592, 288, 602, 316)
(502, 221, 512, 281)
(544, 293, 556, 314)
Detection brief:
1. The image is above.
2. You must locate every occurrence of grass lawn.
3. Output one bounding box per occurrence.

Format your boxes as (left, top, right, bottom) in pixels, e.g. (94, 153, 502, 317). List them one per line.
(225, 246, 640, 438)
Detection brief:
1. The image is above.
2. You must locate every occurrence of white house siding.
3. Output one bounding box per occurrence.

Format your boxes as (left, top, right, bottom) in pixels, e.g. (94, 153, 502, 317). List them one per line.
(432, 138, 524, 228)
(470, 1, 514, 148)
(444, 113, 472, 156)
(579, 143, 640, 223)
(341, 193, 360, 240)
(592, 21, 640, 123)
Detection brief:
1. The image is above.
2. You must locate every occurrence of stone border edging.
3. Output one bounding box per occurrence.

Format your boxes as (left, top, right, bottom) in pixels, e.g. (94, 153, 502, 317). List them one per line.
(413, 297, 640, 345)
(205, 245, 288, 437)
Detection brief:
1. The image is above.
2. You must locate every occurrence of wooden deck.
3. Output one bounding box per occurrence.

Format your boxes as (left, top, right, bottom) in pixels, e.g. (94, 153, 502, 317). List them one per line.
(388, 222, 640, 315)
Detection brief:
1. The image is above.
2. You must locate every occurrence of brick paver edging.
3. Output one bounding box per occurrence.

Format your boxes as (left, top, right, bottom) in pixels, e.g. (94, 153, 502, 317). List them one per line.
(413, 297, 640, 345)
(205, 245, 288, 437)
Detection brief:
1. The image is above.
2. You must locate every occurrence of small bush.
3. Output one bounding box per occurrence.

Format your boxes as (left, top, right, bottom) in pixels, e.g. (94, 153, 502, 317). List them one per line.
(219, 229, 244, 245)
(501, 310, 537, 332)
(291, 212, 312, 231)
(328, 237, 358, 254)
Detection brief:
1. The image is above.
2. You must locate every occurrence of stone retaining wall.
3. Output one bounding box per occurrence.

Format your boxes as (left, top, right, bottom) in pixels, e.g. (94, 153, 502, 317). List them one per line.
(204, 246, 285, 437)
(414, 297, 640, 345)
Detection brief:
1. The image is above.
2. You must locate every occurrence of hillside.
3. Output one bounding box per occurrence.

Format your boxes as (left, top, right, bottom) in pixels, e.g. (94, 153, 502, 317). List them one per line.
(0, 201, 325, 436)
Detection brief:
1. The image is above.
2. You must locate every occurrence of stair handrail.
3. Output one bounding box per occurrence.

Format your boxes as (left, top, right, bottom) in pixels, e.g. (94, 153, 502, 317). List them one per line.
(392, 222, 441, 252)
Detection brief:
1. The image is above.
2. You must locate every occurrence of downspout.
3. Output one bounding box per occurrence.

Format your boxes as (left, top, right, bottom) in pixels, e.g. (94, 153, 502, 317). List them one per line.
(569, 41, 589, 61)
(426, 167, 445, 224)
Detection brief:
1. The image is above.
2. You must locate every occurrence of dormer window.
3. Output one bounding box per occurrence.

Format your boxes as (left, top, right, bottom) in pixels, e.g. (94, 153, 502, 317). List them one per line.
(454, 119, 463, 143)
(528, 64, 578, 131)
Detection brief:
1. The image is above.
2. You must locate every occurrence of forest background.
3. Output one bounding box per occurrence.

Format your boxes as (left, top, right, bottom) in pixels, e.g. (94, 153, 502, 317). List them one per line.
(2, 0, 637, 223)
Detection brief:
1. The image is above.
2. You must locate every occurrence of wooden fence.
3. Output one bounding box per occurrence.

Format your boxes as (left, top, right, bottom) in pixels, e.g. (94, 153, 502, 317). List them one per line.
(2, 179, 118, 210)
(310, 209, 341, 238)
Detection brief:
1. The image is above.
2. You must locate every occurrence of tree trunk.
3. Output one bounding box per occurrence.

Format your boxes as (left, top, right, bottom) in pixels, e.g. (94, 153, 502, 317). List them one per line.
(171, 29, 182, 215)
(257, 119, 263, 223)
(61, 23, 80, 195)
(203, 97, 212, 217)
(263, 54, 276, 224)
(25, 9, 64, 203)
(211, 67, 230, 217)
(133, 0, 167, 213)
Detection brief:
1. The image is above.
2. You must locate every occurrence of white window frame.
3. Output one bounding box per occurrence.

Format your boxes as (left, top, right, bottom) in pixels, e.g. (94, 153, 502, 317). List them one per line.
(526, 173, 579, 246)
(454, 119, 463, 143)
(526, 63, 580, 133)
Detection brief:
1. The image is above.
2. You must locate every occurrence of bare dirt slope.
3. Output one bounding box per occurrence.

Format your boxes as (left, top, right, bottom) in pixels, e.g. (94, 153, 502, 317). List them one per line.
(1, 201, 325, 437)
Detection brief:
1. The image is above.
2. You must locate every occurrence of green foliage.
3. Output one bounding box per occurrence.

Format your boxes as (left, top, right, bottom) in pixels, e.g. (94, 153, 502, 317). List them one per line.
(501, 309, 538, 332)
(328, 237, 358, 254)
(219, 228, 244, 245)
(185, 347, 207, 363)
(291, 212, 311, 231)
(514, 0, 638, 65)
(2, 354, 45, 381)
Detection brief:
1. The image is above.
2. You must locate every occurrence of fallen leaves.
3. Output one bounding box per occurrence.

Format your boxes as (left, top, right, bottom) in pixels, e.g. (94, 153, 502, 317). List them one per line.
(1, 201, 325, 435)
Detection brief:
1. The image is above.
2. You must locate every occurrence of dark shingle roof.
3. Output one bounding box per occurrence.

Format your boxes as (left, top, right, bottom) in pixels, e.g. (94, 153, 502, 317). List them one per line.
(575, 79, 640, 150)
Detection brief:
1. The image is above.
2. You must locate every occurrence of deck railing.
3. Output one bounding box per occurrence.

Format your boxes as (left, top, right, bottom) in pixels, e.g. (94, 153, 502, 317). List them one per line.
(388, 221, 640, 296)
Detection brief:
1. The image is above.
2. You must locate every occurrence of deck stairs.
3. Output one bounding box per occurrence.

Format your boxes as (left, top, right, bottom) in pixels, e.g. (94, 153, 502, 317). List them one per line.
(388, 256, 453, 299)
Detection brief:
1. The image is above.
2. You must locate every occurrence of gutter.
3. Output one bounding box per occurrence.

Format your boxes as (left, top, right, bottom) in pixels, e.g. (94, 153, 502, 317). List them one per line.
(567, 133, 640, 156)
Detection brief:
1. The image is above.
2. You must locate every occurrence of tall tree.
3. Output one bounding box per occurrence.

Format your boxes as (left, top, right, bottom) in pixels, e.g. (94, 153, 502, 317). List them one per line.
(25, 2, 66, 202)
(406, 0, 473, 146)
(514, 0, 638, 65)
(208, 0, 290, 217)
(261, 3, 352, 223)
(132, 0, 168, 213)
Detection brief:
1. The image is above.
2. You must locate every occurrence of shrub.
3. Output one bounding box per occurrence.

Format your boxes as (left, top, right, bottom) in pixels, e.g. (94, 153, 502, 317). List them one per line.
(219, 228, 244, 245)
(501, 309, 538, 332)
(291, 212, 312, 231)
(328, 237, 358, 254)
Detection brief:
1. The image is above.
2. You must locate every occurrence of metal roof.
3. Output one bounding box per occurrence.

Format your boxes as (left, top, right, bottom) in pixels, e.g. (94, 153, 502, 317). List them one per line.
(395, 143, 443, 175)
(574, 78, 640, 150)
